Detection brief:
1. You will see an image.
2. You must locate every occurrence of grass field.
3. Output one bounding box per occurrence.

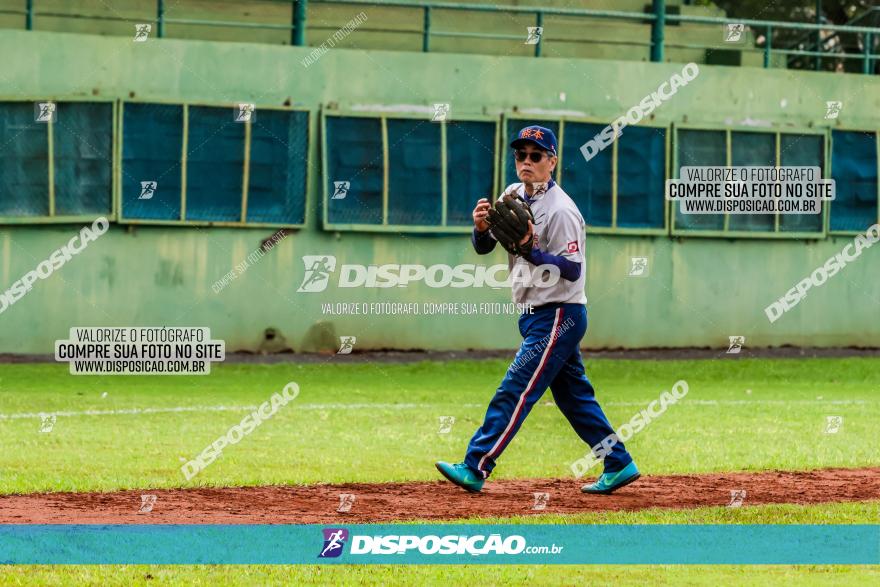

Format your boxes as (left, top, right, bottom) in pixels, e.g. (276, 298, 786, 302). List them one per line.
(1, 356, 878, 584)
(1, 562, 876, 587)
(0, 357, 877, 494)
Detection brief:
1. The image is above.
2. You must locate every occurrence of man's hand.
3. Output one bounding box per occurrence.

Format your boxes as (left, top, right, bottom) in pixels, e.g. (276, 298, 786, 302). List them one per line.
(473, 198, 491, 232)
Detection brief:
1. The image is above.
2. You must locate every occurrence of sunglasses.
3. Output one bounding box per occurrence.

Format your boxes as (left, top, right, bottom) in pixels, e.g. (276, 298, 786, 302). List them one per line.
(514, 149, 551, 163)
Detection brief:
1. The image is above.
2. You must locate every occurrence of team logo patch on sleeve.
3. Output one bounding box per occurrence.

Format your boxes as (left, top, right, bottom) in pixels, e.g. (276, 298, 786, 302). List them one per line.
(567, 241, 579, 253)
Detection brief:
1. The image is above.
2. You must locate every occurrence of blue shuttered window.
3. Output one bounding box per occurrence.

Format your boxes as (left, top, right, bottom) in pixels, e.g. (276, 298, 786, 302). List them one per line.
(562, 122, 612, 227)
(324, 114, 497, 230)
(121, 104, 183, 220)
(729, 131, 776, 232)
(248, 110, 309, 224)
(617, 126, 665, 229)
(831, 130, 878, 232)
(0, 101, 111, 219)
(780, 134, 824, 233)
(120, 103, 308, 225)
(446, 121, 495, 227)
(561, 122, 665, 230)
(387, 119, 442, 226)
(0, 102, 49, 216)
(675, 129, 725, 231)
(325, 116, 384, 225)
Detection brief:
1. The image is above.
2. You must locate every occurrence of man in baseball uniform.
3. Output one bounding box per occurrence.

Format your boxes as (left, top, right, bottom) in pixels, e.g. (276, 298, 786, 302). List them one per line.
(436, 125, 639, 494)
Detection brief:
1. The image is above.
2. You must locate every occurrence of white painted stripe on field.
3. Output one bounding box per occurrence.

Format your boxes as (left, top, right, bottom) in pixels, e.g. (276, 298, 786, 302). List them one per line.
(0, 405, 261, 420)
(0, 399, 869, 420)
(603, 399, 869, 406)
(0, 403, 478, 420)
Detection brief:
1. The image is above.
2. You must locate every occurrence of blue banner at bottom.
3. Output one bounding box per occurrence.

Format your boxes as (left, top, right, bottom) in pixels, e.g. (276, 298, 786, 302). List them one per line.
(1, 525, 877, 565)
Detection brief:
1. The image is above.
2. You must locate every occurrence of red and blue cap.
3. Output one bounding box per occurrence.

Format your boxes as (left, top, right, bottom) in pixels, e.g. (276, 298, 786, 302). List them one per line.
(510, 125, 557, 156)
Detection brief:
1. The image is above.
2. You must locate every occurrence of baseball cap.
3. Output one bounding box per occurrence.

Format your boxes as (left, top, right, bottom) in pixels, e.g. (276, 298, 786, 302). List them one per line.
(510, 125, 557, 156)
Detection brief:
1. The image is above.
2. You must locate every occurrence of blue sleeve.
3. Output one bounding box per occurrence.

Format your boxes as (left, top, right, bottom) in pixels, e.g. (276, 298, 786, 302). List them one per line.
(523, 246, 582, 282)
(471, 228, 497, 255)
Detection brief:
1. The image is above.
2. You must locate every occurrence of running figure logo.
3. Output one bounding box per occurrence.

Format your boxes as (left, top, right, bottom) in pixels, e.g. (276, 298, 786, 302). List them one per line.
(532, 182, 550, 198)
(35, 102, 56, 123)
(438, 416, 456, 434)
(824, 415, 843, 434)
(724, 23, 744, 43)
(525, 27, 543, 45)
(337, 494, 356, 513)
(824, 101, 842, 119)
(727, 336, 745, 354)
(332, 181, 350, 200)
(133, 24, 151, 42)
(235, 103, 256, 122)
(532, 492, 550, 510)
(318, 528, 349, 558)
(38, 413, 56, 433)
(432, 104, 450, 122)
(139, 494, 157, 513)
(297, 256, 337, 293)
(139, 181, 157, 200)
(727, 489, 746, 508)
(628, 257, 649, 277)
(338, 336, 356, 354)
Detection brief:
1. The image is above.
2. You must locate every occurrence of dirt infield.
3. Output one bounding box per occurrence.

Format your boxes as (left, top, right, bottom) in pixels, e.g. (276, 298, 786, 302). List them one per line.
(1, 467, 877, 524)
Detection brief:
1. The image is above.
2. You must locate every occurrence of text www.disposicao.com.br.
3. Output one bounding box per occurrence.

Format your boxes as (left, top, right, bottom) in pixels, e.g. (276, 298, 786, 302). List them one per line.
(682, 199, 820, 213)
(73, 360, 207, 373)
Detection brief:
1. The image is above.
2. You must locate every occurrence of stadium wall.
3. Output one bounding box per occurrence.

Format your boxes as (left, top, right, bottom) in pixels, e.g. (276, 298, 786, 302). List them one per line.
(0, 30, 878, 353)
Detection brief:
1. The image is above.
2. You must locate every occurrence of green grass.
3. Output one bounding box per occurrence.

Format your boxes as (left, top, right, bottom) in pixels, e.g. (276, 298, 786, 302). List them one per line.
(1, 503, 878, 586)
(0, 357, 877, 494)
(1, 359, 877, 584)
(2, 563, 875, 587)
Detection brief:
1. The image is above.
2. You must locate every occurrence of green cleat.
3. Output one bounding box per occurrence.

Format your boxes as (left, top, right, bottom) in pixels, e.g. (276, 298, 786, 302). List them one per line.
(581, 461, 640, 495)
(435, 461, 484, 493)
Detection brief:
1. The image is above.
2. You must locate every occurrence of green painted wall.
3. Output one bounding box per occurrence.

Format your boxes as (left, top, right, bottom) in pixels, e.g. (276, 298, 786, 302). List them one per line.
(0, 30, 878, 352)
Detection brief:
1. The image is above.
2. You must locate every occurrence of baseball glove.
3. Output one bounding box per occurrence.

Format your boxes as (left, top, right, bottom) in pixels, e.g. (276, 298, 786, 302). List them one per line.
(487, 191, 535, 256)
